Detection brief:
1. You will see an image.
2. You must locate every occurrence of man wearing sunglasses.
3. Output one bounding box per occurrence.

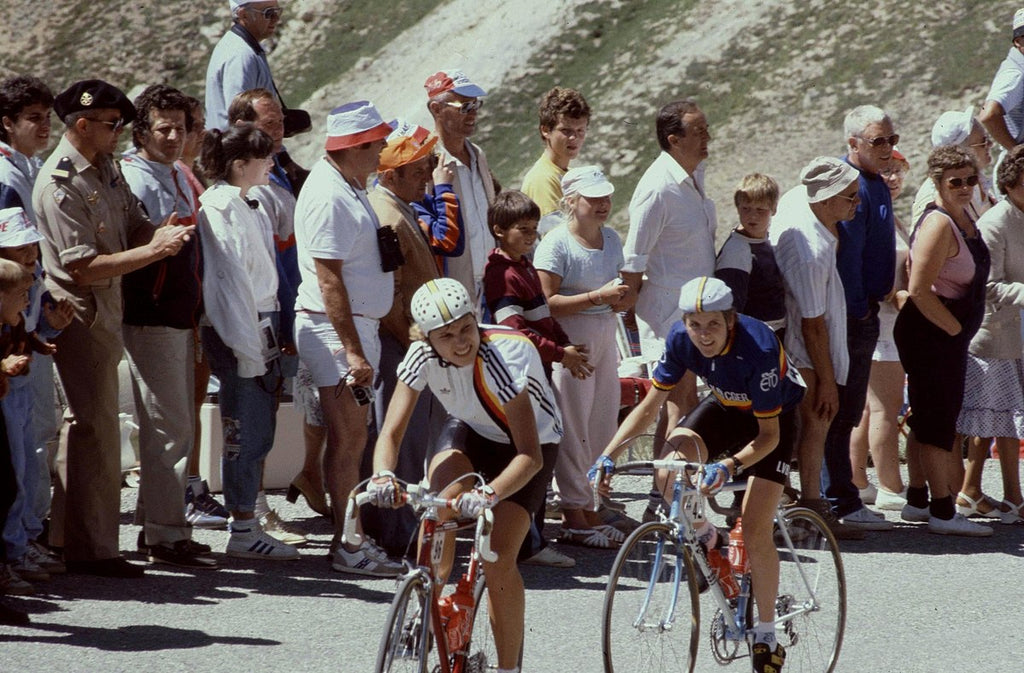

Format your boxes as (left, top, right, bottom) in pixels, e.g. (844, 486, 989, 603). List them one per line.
(32, 79, 194, 578)
(205, 1, 283, 131)
(425, 69, 496, 306)
(816, 104, 899, 533)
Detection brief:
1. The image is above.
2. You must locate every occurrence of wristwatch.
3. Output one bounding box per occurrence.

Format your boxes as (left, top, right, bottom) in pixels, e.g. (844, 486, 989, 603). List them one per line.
(730, 456, 745, 477)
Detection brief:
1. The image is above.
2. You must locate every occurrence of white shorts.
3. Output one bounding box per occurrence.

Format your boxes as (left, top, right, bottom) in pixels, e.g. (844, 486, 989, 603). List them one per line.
(294, 311, 382, 388)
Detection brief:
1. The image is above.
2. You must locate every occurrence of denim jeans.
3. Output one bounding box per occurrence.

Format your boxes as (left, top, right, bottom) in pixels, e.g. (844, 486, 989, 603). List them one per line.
(822, 309, 880, 517)
(202, 312, 281, 514)
(2, 383, 42, 560)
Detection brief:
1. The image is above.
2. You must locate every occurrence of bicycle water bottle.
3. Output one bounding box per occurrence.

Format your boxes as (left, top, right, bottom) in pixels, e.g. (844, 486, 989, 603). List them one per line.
(441, 576, 475, 651)
(697, 519, 739, 598)
(728, 518, 749, 574)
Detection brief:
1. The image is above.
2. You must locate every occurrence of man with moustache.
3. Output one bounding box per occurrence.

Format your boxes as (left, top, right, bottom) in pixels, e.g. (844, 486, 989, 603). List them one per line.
(33, 80, 193, 577)
(119, 84, 213, 569)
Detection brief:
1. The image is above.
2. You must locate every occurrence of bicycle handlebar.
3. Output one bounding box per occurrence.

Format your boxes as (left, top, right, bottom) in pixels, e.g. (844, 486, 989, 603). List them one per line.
(340, 482, 498, 563)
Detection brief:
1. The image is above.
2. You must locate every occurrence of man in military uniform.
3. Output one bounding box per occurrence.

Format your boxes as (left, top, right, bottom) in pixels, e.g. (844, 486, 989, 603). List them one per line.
(32, 79, 193, 577)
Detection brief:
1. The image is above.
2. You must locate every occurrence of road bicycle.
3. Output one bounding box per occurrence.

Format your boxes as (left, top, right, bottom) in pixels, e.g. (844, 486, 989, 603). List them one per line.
(342, 476, 499, 673)
(599, 456, 846, 673)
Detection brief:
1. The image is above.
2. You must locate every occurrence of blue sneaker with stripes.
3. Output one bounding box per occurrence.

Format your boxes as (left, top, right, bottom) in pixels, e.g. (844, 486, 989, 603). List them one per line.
(226, 523, 300, 561)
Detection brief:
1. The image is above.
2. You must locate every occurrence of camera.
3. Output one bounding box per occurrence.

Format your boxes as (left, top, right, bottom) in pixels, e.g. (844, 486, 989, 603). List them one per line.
(351, 384, 374, 406)
(377, 226, 405, 272)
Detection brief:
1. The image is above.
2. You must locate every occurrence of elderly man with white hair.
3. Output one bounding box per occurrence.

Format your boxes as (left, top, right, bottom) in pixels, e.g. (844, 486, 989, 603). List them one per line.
(205, 0, 283, 131)
(811, 105, 899, 534)
(913, 107, 998, 225)
(771, 157, 866, 540)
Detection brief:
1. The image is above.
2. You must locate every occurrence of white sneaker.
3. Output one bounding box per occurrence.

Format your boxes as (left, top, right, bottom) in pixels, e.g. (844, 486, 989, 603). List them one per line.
(520, 545, 576, 568)
(332, 539, 404, 577)
(227, 523, 300, 560)
(840, 506, 893, 530)
(875, 488, 908, 511)
(928, 513, 994, 537)
(901, 503, 930, 522)
(858, 482, 878, 505)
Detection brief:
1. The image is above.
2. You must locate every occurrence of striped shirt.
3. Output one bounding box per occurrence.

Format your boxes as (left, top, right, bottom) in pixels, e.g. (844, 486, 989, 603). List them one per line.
(398, 325, 563, 444)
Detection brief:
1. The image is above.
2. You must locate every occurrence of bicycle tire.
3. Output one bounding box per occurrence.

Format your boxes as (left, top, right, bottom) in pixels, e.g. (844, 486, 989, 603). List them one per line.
(460, 570, 499, 673)
(376, 573, 438, 673)
(773, 507, 846, 673)
(602, 520, 700, 673)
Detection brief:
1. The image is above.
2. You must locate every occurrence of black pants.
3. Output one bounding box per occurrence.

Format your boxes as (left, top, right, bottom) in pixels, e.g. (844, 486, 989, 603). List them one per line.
(0, 412, 14, 563)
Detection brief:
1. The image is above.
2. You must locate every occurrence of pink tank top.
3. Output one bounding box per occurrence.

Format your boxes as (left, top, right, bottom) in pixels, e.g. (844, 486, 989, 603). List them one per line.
(928, 215, 975, 299)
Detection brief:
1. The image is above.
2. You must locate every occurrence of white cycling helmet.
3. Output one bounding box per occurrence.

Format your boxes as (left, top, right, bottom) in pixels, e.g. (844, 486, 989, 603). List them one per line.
(678, 276, 734, 314)
(411, 278, 475, 333)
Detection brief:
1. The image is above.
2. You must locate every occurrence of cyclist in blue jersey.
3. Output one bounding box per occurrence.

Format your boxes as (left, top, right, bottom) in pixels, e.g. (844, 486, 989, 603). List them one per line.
(593, 275, 805, 673)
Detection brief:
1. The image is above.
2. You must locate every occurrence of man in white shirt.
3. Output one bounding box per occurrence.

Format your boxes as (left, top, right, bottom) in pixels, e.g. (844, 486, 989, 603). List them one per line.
(771, 157, 866, 540)
(980, 9, 1024, 171)
(621, 99, 717, 437)
(293, 101, 402, 576)
(425, 69, 496, 305)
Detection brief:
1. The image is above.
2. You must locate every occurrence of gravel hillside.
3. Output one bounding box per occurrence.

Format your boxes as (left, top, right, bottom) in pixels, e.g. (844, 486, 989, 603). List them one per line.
(1, 0, 1020, 235)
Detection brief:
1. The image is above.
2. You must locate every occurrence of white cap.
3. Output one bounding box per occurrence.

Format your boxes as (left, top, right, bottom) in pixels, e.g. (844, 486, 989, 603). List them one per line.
(931, 106, 974, 147)
(678, 276, 733, 314)
(0, 207, 43, 247)
(561, 165, 615, 198)
(1013, 8, 1024, 39)
(411, 278, 475, 334)
(800, 156, 860, 203)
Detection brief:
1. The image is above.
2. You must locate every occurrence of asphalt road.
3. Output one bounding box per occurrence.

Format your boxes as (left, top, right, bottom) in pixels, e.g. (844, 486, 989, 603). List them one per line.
(2, 464, 1022, 673)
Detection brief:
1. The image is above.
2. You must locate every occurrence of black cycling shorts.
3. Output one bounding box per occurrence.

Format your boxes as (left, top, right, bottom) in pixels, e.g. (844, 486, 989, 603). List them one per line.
(675, 394, 796, 486)
(432, 416, 558, 515)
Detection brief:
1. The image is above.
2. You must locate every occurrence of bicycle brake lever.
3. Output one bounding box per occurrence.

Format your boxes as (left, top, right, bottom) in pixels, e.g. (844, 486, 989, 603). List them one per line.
(477, 508, 498, 563)
(341, 492, 370, 547)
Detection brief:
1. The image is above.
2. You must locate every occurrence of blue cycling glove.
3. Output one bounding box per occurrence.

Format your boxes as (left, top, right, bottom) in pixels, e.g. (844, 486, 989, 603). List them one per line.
(701, 462, 730, 495)
(588, 455, 616, 484)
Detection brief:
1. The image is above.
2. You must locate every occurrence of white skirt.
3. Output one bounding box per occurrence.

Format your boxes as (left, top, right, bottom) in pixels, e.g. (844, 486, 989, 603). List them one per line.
(956, 354, 1024, 438)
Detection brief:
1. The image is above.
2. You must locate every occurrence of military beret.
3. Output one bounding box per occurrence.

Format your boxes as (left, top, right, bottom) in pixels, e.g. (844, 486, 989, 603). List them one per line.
(54, 79, 136, 125)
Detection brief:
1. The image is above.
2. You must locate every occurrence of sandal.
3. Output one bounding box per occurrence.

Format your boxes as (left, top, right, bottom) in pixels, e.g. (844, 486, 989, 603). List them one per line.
(594, 524, 626, 543)
(955, 492, 1002, 519)
(999, 500, 1024, 525)
(560, 526, 620, 549)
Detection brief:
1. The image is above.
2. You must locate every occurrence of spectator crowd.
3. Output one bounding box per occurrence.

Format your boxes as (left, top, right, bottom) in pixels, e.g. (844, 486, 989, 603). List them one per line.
(2, 0, 1024, 654)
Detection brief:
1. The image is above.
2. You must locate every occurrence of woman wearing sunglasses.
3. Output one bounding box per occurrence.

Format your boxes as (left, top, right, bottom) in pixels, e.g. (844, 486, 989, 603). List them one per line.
(893, 145, 992, 537)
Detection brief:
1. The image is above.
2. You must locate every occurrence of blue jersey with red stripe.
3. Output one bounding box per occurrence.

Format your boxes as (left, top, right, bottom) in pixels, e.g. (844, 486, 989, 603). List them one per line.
(652, 314, 805, 418)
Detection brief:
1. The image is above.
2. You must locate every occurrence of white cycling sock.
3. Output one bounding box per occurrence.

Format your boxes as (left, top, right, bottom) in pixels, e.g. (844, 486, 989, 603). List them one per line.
(496, 668, 519, 673)
(753, 621, 777, 646)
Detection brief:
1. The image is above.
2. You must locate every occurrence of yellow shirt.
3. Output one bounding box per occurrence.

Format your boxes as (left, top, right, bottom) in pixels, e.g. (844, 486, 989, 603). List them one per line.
(521, 154, 566, 215)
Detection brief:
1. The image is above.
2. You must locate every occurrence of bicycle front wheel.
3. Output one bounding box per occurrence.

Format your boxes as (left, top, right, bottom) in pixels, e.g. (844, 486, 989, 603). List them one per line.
(461, 570, 499, 672)
(376, 573, 438, 673)
(773, 507, 846, 673)
(602, 521, 700, 673)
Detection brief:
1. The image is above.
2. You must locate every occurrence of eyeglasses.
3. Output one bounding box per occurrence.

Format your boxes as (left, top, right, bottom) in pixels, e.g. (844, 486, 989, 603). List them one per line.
(946, 175, 979, 189)
(248, 6, 283, 20)
(444, 99, 484, 115)
(968, 137, 993, 148)
(90, 117, 125, 133)
(834, 193, 858, 203)
(858, 134, 900, 148)
(880, 168, 905, 179)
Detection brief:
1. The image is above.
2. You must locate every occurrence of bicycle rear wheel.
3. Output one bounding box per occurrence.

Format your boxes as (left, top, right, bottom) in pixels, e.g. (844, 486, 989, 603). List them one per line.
(376, 573, 438, 673)
(461, 571, 499, 672)
(602, 521, 700, 673)
(773, 507, 846, 673)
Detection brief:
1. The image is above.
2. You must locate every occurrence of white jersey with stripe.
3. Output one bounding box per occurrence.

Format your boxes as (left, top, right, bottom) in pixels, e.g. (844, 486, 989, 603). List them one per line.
(397, 324, 563, 445)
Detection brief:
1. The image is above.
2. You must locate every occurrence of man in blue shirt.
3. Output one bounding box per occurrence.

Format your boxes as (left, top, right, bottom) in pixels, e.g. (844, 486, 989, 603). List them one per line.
(824, 105, 897, 531)
(205, 1, 281, 131)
